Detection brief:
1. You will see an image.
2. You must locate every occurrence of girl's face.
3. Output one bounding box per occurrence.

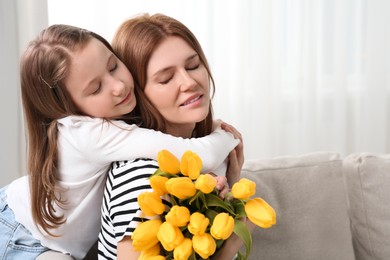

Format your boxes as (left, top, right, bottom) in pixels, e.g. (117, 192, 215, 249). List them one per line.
(144, 36, 210, 136)
(64, 38, 136, 118)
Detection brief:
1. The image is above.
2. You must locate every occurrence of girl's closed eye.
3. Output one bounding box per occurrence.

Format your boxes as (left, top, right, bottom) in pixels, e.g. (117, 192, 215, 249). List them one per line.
(91, 84, 101, 95)
(109, 63, 118, 73)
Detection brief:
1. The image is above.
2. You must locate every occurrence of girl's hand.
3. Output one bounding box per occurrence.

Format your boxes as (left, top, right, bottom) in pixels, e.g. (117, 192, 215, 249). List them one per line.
(221, 122, 244, 186)
(212, 119, 223, 131)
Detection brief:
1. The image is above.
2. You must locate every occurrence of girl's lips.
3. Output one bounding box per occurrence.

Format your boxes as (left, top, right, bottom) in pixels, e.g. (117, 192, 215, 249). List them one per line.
(180, 94, 203, 106)
(117, 92, 131, 106)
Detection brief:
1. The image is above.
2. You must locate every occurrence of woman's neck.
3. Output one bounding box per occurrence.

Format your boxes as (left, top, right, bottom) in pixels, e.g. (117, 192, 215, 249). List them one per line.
(165, 123, 196, 138)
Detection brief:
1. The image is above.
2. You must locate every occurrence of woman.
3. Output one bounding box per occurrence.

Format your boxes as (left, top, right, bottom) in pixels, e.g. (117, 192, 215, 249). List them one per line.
(98, 13, 245, 259)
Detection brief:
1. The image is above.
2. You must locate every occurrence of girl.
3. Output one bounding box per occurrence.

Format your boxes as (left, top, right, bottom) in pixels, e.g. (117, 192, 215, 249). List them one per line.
(0, 24, 239, 259)
(98, 13, 245, 259)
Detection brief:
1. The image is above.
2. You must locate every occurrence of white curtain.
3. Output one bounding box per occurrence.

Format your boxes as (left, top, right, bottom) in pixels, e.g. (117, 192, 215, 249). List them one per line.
(48, 0, 390, 160)
(0, 0, 48, 185)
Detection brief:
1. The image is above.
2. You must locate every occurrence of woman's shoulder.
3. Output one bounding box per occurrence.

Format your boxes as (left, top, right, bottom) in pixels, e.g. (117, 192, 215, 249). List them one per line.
(110, 158, 158, 176)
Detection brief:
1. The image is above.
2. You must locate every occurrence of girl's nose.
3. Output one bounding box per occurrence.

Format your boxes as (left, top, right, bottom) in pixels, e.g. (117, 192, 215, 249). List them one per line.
(111, 79, 125, 96)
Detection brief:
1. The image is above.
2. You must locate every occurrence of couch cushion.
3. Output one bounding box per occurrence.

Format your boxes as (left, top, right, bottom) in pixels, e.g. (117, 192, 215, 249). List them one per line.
(241, 152, 355, 260)
(36, 251, 74, 260)
(343, 153, 390, 260)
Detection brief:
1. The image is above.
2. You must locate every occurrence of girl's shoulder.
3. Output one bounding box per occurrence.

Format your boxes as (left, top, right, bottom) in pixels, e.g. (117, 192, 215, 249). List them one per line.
(57, 116, 137, 130)
(57, 115, 102, 126)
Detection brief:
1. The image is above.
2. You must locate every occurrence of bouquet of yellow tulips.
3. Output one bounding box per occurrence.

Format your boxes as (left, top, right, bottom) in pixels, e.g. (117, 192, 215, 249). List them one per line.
(132, 150, 276, 260)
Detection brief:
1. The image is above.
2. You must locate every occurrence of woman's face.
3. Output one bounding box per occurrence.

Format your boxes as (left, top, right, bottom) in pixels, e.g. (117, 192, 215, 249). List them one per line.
(144, 36, 210, 136)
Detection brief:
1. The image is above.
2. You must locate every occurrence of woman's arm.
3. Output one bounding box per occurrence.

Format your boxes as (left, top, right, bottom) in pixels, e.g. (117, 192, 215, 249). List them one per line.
(117, 236, 140, 260)
(99, 158, 161, 259)
(211, 218, 255, 260)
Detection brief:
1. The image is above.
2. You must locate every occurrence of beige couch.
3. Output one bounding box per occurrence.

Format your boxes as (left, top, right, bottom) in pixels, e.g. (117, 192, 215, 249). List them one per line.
(242, 152, 390, 260)
(38, 152, 390, 260)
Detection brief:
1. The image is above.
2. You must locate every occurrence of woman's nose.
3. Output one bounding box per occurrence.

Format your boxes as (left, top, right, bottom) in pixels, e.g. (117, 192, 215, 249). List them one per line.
(179, 70, 197, 91)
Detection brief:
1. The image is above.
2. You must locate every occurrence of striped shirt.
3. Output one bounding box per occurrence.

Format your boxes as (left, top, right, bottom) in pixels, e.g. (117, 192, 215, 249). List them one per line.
(98, 158, 170, 259)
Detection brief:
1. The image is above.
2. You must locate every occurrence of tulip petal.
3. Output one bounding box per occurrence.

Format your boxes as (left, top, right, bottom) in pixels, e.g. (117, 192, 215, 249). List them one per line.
(157, 150, 180, 174)
(132, 219, 162, 251)
(245, 198, 276, 228)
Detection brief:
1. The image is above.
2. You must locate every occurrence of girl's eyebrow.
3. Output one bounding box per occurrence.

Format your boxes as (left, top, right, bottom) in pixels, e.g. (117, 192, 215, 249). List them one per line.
(152, 53, 199, 77)
(82, 53, 115, 94)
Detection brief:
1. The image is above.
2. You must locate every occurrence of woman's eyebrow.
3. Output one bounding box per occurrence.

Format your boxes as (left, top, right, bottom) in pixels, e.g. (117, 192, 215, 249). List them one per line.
(152, 53, 199, 77)
(187, 53, 198, 61)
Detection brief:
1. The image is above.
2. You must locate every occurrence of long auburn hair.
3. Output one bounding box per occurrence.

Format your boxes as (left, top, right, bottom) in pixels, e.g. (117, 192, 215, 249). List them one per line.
(112, 13, 215, 137)
(20, 24, 131, 235)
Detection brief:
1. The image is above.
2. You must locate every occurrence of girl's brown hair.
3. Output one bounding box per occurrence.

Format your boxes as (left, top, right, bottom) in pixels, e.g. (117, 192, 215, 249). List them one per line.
(20, 24, 120, 235)
(112, 13, 215, 137)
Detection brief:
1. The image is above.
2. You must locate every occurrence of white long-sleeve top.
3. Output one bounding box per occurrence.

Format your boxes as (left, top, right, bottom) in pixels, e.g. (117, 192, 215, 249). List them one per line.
(6, 116, 239, 259)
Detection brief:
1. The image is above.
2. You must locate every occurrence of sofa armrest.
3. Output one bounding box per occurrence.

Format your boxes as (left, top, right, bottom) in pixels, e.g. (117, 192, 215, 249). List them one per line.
(344, 153, 390, 260)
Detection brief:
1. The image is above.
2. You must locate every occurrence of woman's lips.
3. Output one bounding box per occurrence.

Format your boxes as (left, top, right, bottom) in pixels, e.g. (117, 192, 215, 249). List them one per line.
(181, 94, 202, 106)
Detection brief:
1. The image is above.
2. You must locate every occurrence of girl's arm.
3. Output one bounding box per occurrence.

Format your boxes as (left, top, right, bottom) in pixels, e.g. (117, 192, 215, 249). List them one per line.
(61, 116, 239, 172)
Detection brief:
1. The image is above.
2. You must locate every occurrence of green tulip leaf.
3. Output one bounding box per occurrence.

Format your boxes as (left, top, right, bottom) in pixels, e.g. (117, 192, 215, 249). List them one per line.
(233, 200, 247, 218)
(189, 190, 204, 205)
(205, 194, 235, 215)
(234, 219, 252, 260)
(188, 251, 197, 260)
(204, 208, 218, 224)
(152, 169, 178, 179)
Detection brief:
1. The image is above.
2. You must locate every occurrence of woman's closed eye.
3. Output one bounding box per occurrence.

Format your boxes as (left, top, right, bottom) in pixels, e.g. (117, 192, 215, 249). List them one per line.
(158, 74, 173, 85)
(186, 63, 200, 71)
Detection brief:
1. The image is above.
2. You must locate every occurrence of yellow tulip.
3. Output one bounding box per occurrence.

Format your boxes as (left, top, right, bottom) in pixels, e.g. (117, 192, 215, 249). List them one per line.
(192, 233, 216, 259)
(141, 256, 165, 260)
(138, 243, 161, 260)
(188, 212, 210, 235)
(195, 173, 217, 194)
(138, 191, 165, 216)
(150, 175, 169, 195)
(232, 178, 256, 199)
(165, 205, 190, 227)
(210, 212, 234, 240)
(180, 150, 202, 180)
(173, 238, 193, 260)
(245, 197, 276, 228)
(157, 221, 184, 251)
(165, 177, 196, 199)
(157, 149, 180, 174)
(132, 219, 162, 251)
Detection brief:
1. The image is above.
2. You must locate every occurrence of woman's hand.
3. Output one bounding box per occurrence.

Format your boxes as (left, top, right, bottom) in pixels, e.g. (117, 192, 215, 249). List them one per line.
(207, 173, 230, 199)
(210, 217, 255, 260)
(215, 175, 229, 199)
(221, 122, 244, 187)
